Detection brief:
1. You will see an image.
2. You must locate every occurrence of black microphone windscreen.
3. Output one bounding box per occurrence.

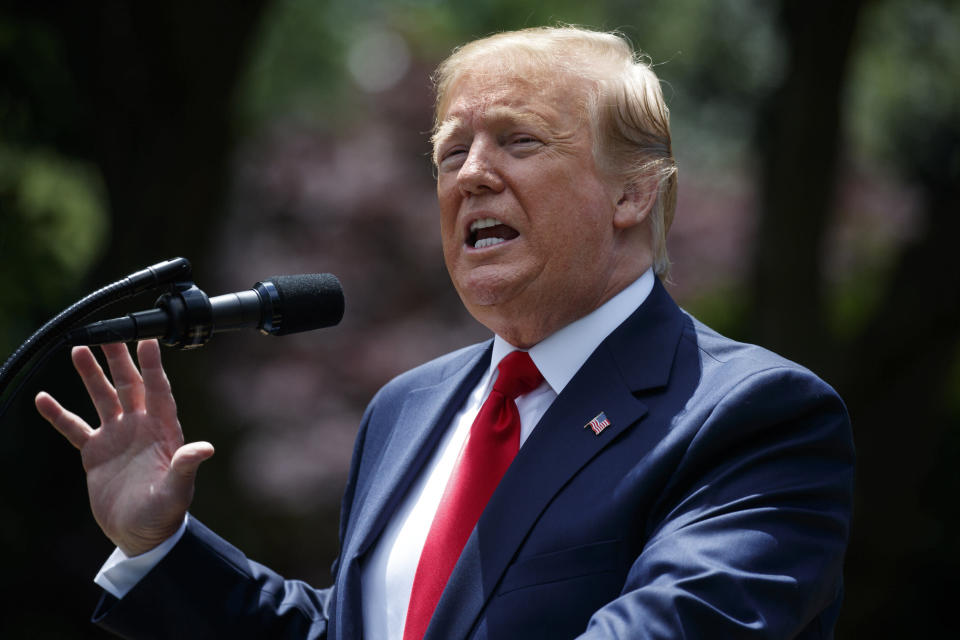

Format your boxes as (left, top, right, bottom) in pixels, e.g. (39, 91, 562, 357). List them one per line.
(268, 274, 344, 336)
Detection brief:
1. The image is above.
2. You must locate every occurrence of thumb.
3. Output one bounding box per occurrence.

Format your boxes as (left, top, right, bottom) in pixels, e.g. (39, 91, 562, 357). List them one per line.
(169, 441, 215, 481)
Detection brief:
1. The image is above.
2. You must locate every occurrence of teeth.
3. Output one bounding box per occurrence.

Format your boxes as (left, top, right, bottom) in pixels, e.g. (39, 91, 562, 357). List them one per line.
(470, 217, 501, 232)
(475, 237, 505, 249)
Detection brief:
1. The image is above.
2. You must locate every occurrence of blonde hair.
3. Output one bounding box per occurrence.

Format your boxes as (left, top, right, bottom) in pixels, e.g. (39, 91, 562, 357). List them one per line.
(432, 26, 678, 276)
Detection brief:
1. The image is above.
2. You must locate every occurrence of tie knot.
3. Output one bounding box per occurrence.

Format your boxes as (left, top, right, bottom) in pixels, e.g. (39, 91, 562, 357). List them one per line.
(493, 351, 543, 400)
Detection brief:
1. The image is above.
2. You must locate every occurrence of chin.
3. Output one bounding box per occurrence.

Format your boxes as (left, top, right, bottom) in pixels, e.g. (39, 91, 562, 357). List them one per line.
(460, 288, 504, 309)
(452, 265, 521, 308)
(456, 286, 510, 329)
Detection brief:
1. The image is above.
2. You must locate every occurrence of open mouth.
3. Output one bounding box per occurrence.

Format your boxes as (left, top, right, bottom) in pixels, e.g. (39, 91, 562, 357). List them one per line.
(468, 217, 519, 249)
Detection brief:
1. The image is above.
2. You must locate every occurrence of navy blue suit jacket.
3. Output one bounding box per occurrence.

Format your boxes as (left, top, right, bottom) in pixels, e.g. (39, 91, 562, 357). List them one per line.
(93, 279, 854, 639)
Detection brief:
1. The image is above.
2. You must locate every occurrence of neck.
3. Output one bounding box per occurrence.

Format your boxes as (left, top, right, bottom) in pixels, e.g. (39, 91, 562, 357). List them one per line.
(481, 263, 653, 349)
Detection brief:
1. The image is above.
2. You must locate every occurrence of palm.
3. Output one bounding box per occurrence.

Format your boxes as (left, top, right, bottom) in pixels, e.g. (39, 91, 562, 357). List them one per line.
(83, 409, 187, 552)
(36, 340, 213, 556)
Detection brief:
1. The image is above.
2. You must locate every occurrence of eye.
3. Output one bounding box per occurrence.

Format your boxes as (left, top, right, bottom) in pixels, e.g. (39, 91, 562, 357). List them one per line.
(438, 145, 468, 169)
(507, 133, 543, 151)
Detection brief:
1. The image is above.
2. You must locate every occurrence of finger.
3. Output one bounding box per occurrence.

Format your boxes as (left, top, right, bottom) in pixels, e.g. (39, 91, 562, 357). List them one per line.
(138, 340, 178, 423)
(71, 346, 123, 424)
(102, 342, 145, 414)
(35, 391, 95, 450)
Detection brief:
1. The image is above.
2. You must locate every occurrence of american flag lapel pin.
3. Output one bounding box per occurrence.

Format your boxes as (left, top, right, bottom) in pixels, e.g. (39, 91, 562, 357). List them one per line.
(585, 412, 611, 435)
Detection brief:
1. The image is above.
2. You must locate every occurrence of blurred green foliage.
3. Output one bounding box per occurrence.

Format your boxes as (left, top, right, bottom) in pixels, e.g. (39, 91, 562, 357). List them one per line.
(0, 15, 109, 354)
(848, 0, 960, 168)
(827, 0, 960, 340)
(0, 147, 108, 342)
(239, 0, 609, 128)
(239, 0, 785, 175)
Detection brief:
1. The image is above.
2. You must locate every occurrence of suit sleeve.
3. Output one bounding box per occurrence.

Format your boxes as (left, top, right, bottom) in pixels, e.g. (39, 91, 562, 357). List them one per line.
(91, 517, 333, 640)
(580, 367, 854, 639)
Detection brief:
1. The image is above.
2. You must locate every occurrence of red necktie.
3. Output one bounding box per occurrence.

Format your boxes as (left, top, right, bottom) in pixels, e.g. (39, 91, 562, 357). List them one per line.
(402, 350, 543, 640)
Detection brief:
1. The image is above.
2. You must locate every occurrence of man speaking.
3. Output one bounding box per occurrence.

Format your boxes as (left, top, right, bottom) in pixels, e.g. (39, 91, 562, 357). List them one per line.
(36, 26, 854, 639)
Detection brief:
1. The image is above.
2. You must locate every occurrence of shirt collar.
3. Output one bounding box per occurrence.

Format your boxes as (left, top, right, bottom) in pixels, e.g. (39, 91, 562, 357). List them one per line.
(490, 268, 656, 394)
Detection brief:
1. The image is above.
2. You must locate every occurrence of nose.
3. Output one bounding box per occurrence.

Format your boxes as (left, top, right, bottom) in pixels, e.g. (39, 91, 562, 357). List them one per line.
(457, 139, 504, 196)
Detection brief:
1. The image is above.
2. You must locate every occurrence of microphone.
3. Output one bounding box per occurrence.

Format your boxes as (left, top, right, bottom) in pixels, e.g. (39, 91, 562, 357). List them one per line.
(65, 274, 344, 349)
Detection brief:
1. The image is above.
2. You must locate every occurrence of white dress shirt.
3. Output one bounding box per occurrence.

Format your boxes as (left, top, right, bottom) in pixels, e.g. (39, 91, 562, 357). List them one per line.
(96, 270, 656, 640)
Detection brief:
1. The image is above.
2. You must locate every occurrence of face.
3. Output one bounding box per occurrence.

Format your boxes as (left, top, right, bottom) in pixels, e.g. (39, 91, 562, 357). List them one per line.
(434, 69, 650, 347)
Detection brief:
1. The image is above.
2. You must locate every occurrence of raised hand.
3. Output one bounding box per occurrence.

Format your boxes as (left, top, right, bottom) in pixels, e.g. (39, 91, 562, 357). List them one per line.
(35, 339, 214, 556)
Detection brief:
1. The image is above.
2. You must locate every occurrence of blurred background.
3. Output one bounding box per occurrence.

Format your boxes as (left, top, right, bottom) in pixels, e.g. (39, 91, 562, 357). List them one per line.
(1, 0, 957, 636)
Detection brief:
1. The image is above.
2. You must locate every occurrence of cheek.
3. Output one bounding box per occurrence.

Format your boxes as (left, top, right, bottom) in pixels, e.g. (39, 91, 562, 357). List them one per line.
(437, 185, 459, 237)
(539, 196, 614, 265)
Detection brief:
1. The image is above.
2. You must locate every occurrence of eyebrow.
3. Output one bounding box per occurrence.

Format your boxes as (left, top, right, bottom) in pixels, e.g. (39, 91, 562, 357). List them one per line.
(432, 105, 557, 160)
(432, 117, 466, 153)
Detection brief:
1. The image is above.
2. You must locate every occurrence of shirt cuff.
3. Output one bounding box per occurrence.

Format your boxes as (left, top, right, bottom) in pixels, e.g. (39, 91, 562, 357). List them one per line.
(93, 514, 189, 599)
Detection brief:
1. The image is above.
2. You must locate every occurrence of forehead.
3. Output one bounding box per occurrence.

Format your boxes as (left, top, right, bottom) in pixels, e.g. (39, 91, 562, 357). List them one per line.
(436, 70, 587, 138)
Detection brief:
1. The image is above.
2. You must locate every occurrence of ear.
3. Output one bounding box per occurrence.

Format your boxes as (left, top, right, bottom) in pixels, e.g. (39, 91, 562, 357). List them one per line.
(612, 178, 658, 230)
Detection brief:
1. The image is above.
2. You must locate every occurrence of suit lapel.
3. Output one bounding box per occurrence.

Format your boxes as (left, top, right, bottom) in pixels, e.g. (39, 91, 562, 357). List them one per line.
(334, 344, 490, 640)
(343, 344, 491, 563)
(425, 279, 686, 640)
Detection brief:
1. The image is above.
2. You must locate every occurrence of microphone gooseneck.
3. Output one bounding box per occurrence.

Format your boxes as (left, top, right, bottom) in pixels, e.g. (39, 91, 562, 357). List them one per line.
(65, 274, 344, 349)
(0, 258, 194, 415)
